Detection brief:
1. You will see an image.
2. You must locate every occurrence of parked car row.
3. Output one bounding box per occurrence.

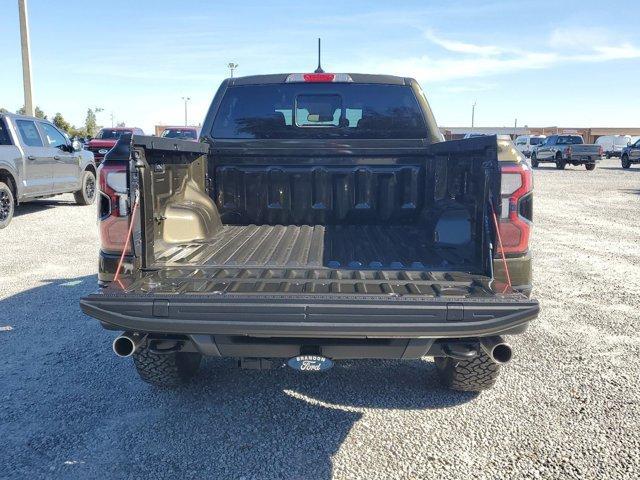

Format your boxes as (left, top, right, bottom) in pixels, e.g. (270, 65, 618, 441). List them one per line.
(0, 113, 97, 229)
(515, 133, 640, 170)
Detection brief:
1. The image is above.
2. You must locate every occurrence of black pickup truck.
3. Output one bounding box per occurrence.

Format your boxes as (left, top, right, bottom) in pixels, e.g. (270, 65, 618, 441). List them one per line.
(81, 73, 538, 392)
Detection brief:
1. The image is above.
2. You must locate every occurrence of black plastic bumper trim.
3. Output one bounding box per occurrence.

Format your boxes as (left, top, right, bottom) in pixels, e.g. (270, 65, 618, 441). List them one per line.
(80, 295, 539, 339)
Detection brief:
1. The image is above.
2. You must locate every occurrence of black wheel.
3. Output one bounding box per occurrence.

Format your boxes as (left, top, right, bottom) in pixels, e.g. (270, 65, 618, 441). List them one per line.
(531, 153, 539, 168)
(435, 351, 501, 392)
(0, 181, 15, 229)
(555, 155, 566, 170)
(133, 345, 202, 387)
(585, 163, 596, 171)
(74, 170, 96, 205)
(605, 154, 611, 159)
(621, 155, 631, 169)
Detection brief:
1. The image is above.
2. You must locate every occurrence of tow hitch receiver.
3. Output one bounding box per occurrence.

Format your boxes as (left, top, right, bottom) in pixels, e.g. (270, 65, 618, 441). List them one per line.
(288, 355, 334, 372)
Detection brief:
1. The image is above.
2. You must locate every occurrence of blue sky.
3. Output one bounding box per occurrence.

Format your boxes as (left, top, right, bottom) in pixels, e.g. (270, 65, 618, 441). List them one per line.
(1, 0, 638, 132)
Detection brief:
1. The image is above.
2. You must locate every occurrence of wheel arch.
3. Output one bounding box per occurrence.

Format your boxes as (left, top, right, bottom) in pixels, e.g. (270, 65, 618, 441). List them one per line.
(84, 163, 97, 176)
(0, 168, 18, 204)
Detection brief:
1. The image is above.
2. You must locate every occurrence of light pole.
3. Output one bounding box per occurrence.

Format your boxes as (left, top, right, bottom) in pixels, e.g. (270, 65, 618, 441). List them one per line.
(182, 96, 191, 126)
(471, 100, 477, 128)
(228, 62, 238, 78)
(18, 0, 34, 116)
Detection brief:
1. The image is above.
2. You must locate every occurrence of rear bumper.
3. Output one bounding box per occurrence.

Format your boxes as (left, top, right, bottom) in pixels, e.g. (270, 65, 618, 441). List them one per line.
(80, 293, 539, 339)
(566, 155, 601, 164)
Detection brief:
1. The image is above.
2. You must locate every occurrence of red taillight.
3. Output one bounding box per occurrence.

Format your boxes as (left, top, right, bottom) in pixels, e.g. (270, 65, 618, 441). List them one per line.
(98, 163, 130, 254)
(598, 145, 604, 156)
(496, 164, 533, 255)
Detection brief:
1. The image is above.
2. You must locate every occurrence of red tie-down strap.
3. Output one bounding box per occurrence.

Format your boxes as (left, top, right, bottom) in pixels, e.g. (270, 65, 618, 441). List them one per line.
(113, 191, 140, 284)
(491, 206, 512, 291)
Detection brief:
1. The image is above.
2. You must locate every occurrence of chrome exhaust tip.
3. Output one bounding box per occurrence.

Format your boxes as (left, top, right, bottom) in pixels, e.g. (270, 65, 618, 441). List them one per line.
(479, 336, 513, 364)
(112, 332, 145, 357)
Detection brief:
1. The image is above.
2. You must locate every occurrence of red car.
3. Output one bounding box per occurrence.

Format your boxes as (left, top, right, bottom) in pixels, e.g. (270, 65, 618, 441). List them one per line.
(86, 127, 144, 163)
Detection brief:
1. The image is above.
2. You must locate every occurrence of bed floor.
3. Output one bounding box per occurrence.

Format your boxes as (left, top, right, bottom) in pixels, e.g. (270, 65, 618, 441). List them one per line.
(155, 225, 475, 270)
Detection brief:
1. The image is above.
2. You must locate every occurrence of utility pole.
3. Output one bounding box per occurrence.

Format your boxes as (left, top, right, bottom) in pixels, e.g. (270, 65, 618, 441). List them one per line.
(471, 100, 477, 128)
(228, 62, 238, 78)
(182, 96, 191, 126)
(110, 112, 114, 127)
(18, 0, 34, 116)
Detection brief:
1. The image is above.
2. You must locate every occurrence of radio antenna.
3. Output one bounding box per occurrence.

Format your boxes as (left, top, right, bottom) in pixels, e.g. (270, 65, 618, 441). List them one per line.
(314, 38, 324, 73)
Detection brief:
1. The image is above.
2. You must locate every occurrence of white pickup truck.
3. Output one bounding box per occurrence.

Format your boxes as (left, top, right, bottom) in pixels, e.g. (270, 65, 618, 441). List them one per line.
(0, 113, 97, 228)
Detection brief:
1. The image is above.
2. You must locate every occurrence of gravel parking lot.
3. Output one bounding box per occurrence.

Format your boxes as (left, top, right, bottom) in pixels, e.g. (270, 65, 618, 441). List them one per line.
(1, 158, 639, 479)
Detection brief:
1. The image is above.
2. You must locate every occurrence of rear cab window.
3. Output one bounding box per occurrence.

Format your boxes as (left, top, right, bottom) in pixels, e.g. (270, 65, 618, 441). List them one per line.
(212, 83, 427, 139)
(15, 119, 44, 147)
(557, 136, 583, 145)
(97, 129, 133, 140)
(161, 128, 197, 139)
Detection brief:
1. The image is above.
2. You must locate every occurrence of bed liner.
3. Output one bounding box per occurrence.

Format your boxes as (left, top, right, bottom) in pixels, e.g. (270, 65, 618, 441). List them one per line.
(155, 224, 474, 270)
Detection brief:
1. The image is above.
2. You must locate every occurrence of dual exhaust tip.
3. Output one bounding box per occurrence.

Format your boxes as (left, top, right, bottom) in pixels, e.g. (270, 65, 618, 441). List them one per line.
(112, 332, 145, 357)
(479, 336, 513, 364)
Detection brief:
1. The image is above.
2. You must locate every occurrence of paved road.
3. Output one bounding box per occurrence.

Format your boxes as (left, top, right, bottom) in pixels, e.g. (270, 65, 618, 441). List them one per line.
(1, 159, 639, 479)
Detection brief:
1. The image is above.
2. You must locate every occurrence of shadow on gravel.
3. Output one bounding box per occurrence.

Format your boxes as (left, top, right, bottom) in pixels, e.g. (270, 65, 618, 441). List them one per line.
(1, 276, 476, 480)
(531, 166, 591, 172)
(599, 166, 640, 172)
(14, 198, 79, 218)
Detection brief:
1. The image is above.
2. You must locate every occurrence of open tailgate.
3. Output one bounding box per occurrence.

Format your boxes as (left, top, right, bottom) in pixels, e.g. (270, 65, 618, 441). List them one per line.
(81, 268, 539, 338)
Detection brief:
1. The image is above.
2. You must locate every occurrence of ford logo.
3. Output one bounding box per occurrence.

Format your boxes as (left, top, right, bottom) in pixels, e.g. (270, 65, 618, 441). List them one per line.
(98, 149, 108, 155)
(287, 355, 333, 372)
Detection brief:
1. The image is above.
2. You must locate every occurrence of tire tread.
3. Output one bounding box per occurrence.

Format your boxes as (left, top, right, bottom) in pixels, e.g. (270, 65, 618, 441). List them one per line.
(133, 347, 201, 387)
(435, 352, 501, 392)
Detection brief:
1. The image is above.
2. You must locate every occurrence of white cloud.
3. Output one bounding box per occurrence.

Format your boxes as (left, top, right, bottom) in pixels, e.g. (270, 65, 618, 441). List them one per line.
(354, 29, 640, 83)
(424, 31, 505, 56)
(548, 27, 611, 49)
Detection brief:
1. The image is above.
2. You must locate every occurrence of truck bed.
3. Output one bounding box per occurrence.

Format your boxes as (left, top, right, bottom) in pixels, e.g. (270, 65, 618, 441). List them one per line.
(154, 224, 474, 270)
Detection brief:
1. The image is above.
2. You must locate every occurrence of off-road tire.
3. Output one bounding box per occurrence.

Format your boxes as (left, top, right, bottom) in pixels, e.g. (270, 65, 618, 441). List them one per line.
(555, 155, 566, 170)
(531, 153, 539, 168)
(621, 155, 631, 169)
(435, 352, 501, 392)
(0, 181, 15, 229)
(133, 346, 202, 387)
(585, 163, 596, 171)
(74, 170, 97, 205)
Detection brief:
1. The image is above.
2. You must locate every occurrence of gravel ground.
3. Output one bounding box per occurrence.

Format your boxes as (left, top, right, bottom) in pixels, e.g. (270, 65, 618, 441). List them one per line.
(1, 158, 639, 479)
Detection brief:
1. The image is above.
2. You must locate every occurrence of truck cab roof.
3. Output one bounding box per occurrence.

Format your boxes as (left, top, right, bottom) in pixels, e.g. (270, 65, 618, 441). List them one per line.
(228, 73, 411, 86)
